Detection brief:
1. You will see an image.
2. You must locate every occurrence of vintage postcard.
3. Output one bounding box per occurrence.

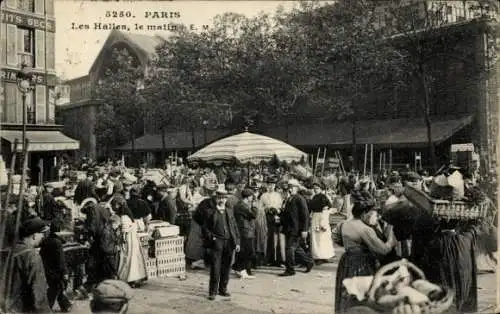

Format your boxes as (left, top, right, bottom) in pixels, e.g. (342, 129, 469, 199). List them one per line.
(0, 0, 498, 313)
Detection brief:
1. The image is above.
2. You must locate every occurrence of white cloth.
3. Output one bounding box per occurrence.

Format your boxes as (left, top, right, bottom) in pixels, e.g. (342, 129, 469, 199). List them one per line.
(310, 209, 335, 260)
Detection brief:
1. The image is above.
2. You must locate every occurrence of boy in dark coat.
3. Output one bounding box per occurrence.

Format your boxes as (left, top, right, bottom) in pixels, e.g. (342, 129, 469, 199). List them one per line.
(39, 219, 72, 312)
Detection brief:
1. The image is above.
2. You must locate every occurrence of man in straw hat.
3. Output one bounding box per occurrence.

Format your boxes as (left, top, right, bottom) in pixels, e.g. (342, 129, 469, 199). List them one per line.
(279, 179, 314, 276)
(1, 217, 52, 313)
(192, 185, 240, 300)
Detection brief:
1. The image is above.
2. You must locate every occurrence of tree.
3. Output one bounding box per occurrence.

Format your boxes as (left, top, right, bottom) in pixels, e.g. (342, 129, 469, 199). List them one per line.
(279, 0, 409, 168)
(94, 48, 145, 164)
(385, 0, 499, 170)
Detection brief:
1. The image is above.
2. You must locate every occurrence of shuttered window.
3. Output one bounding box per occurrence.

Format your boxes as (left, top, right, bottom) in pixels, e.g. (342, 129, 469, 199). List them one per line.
(45, 0, 54, 16)
(0, 24, 5, 66)
(36, 86, 46, 124)
(48, 88, 55, 123)
(34, 0, 44, 14)
(5, 0, 16, 9)
(5, 83, 19, 123)
(6, 25, 17, 66)
(46, 32, 55, 71)
(35, 30, 45, 69)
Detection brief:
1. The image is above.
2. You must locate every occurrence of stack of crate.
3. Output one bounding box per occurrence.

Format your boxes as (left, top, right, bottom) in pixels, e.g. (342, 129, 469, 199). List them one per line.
(138, 232, 157, 279)
(153, 235, 185, 278)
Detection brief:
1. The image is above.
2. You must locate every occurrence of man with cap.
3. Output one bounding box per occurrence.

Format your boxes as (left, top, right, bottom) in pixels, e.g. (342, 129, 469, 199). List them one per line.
(90, 279, 133, 313)
(74, 171, 99, 206)
(154, 184, 177, 224)
(1, 217, 52, 313)
(279, 179, 314, 276)
(192, 186, 240, 300)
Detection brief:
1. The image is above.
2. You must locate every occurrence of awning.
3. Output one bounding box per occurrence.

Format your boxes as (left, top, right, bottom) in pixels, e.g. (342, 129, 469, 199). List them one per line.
(1, 130, 80, 152)
(116, 115, 474, 152)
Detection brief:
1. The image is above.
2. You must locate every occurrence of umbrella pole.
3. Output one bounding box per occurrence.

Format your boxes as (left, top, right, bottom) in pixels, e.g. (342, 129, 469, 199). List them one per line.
(247, 163, 250, 185)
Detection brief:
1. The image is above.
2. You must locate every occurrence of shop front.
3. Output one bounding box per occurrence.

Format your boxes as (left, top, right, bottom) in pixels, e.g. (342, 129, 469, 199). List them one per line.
(1, 127, 79, 185)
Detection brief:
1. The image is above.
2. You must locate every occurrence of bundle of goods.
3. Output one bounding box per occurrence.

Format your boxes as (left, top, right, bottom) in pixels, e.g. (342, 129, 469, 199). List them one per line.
(142, 220, 185, 279)
(343, 259, 453, 314)
(404, 170, 489, 221)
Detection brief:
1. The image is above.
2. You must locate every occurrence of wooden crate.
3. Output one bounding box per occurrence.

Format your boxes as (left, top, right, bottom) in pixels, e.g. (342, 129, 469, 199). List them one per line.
(157, 254, 185, 278)
(145, 258, 157, 279)
(152, 236, 184, 258)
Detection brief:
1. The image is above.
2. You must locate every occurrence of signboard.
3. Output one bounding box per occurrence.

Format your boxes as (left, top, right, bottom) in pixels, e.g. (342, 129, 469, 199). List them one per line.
(1, 9, 56, 32)
(0, 68, 56, 85)
(451, 143, 474, 152)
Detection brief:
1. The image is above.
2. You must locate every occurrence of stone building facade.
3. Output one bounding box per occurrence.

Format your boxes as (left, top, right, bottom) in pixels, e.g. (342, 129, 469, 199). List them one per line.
(0, 0, 79, 184)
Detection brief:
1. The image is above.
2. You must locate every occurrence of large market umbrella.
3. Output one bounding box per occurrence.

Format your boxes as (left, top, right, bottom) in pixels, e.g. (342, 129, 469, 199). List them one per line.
(187, 130, 308, 166)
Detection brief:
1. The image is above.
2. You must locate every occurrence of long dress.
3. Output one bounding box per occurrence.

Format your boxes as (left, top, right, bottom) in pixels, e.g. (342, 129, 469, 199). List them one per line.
(117, 215, 148, 284)
(253, 199, 268, 259)
(309, 193, 335, 260)
(411, 214, 479, 313)
(334, 219, 394, 313)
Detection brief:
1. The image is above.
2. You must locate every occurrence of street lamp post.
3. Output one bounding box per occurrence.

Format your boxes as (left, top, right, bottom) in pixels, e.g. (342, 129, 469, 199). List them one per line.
(16, 63, 33, 169)
(203, 120, 208, 144)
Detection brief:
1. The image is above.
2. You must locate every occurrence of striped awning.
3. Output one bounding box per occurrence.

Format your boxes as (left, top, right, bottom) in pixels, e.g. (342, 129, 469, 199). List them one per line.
(187, 131, 308, 165)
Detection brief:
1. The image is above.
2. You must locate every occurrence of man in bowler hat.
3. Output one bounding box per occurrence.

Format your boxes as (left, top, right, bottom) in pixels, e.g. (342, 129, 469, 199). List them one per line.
(193, 186, 240, 300)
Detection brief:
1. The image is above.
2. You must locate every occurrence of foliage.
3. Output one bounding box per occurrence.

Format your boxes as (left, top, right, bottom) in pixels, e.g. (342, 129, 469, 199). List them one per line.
(94, 48, 145, 155)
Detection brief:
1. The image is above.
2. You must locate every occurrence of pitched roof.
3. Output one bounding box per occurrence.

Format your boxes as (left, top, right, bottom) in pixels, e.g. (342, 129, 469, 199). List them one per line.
(121, 32, 165, 58)
(89, 30, 166, 75)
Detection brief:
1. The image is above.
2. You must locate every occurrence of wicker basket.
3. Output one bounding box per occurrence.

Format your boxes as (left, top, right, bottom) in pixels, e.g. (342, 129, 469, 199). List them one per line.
(404, 184, 488, 220)
(366, 259, 454, 314)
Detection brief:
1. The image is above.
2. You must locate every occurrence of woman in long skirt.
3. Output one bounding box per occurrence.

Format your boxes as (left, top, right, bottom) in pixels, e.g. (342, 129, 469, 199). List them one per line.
(252, 188, 268, 267)
(111, 196, 148, 287)
(309, 182, 335, 263)
(335, 198, 396, 313)
(411, 212, 480, 313)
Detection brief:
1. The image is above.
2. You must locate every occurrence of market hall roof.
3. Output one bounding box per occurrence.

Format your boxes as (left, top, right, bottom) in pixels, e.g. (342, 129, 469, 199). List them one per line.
(89, 30, 166, 76)
(115, 115, 473, 152)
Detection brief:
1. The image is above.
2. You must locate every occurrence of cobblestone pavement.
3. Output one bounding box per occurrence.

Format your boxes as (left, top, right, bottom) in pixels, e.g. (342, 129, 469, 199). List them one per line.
(68, 259, 496, 314)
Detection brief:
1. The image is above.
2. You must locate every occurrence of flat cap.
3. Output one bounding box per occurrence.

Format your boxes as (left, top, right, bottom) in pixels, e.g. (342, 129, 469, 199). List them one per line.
(20, 217, 49, 237)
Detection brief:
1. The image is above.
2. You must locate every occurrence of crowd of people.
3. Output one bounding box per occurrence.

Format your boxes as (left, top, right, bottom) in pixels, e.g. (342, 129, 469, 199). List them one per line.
(0, 157, 496, 313)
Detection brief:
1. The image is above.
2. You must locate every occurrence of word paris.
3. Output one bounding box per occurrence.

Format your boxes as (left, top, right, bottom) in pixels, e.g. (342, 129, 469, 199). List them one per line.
(103, 11, 181, 18)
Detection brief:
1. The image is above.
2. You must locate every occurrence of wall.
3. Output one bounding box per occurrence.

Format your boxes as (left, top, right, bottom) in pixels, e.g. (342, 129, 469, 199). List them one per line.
(0, 0, 57, 125)
(57, 102, 96, 158)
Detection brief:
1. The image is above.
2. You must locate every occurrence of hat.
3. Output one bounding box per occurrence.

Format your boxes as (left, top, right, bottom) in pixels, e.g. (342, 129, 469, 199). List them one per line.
(247, 182, 259, 190)
(20, 217, 49, 237)
(215, 185, 228, 195)
(241, 188, 254, 198)
(43, 182, 55, 188)
(205, 183, 217, 191)
(287, 179, 302, 188)
(157, 184, 169, 191)
(92, 279, 133, 304)
(312, 180, 325, 190)
(266, 176, 278, 184)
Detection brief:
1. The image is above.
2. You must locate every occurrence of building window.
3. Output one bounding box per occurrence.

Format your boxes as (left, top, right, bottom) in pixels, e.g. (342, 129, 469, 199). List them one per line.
(17, 28, 35, 67)
(17, 0, 35, 12)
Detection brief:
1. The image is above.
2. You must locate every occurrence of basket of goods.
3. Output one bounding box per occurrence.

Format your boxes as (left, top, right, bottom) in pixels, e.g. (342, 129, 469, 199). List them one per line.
(404, 173, 488, 221)
(365, 259, 454, 314)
